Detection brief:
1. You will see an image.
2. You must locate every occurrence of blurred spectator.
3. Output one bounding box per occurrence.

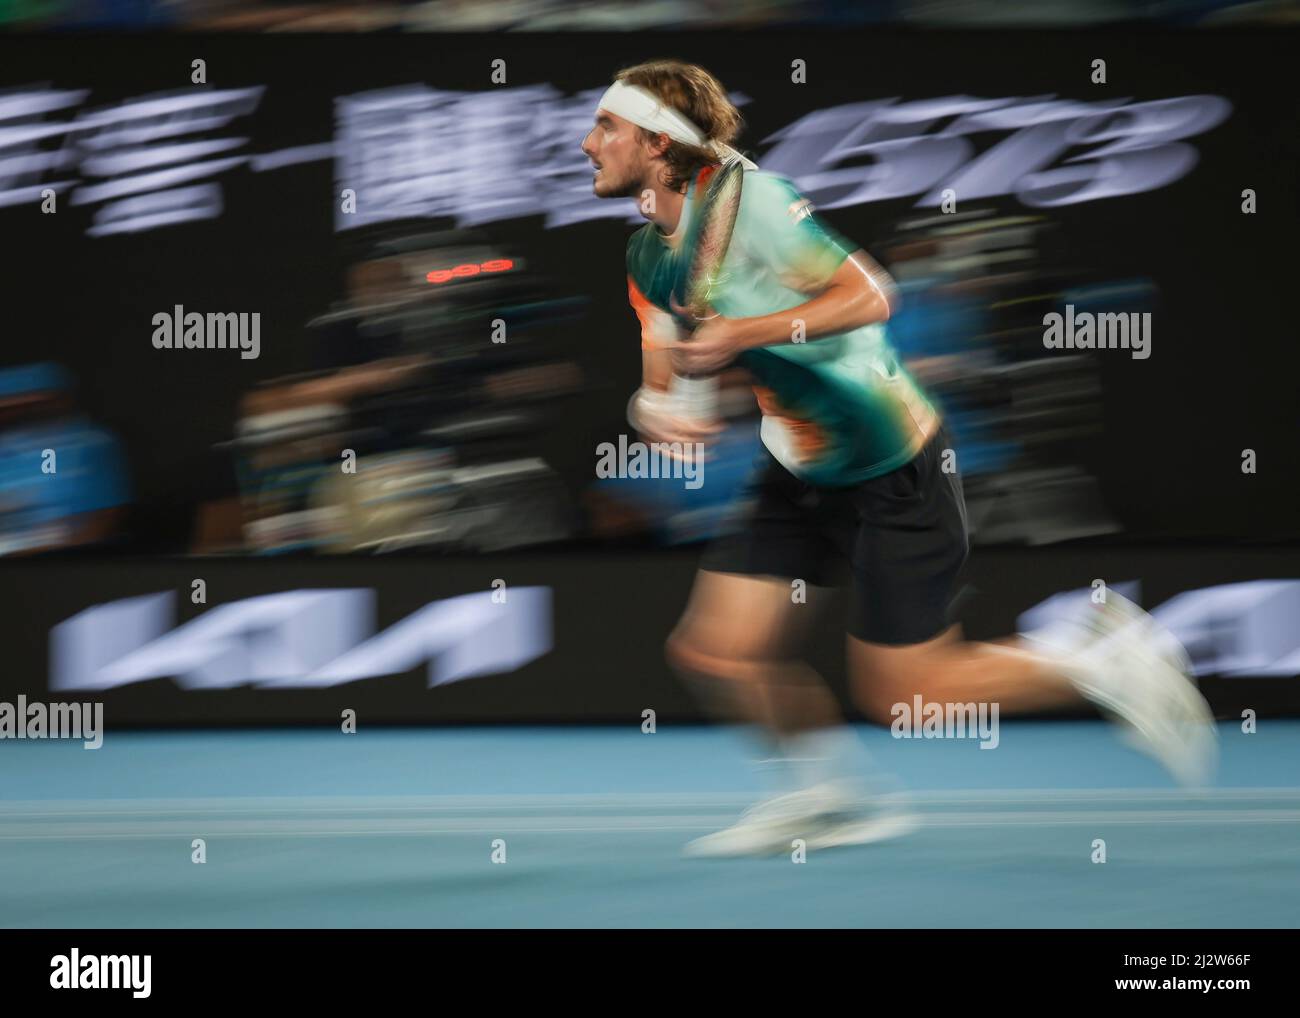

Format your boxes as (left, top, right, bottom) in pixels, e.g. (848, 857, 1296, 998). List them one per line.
(882, 211, 1123, 545)
(4, 0, 1294, 29)
(0, 362, 132, 554)
(218, 227, 585, 554)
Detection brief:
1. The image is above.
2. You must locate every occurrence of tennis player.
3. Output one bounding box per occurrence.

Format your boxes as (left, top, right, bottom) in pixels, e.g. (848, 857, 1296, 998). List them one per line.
(580, 60, 1216, 857)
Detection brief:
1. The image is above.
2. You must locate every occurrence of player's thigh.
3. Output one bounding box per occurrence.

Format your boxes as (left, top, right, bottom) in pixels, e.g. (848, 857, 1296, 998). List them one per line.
(668, 569, 820, 668)
(841, 431, 969, 718)
(846, 626, 962, 722)
(844, 429, 968, 643)
(670, 450, 832, 672)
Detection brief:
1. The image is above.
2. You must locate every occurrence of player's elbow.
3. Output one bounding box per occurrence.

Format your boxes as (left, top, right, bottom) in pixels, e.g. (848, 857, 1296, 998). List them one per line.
(868, 290, 894, 325)
(847, 281, 894, 329)
(841, 251, 899, 325)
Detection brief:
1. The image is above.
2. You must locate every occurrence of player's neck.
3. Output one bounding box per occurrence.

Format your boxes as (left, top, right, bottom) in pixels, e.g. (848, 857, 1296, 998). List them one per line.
(644, 181, 688, 238)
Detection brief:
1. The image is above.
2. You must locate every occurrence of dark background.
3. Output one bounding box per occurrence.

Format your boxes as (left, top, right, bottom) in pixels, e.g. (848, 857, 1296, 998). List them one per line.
(1, 29, 1296, 547)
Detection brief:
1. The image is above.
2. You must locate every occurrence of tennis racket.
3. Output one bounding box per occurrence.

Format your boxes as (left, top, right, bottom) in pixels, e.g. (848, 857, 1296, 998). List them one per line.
(670, 156, 745, 424)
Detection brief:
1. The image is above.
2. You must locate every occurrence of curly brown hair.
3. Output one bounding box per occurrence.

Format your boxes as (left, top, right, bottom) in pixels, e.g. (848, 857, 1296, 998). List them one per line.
(613, 59, 745, 193)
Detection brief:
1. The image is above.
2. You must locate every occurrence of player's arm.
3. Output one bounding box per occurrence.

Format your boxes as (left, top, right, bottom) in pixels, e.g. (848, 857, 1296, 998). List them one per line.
(641, 344, 673, 393)
(628, 274, 681, 397)
(671, 174, 900, 374)
(627, 275, 719, 443)
(733, 248, 898, 350)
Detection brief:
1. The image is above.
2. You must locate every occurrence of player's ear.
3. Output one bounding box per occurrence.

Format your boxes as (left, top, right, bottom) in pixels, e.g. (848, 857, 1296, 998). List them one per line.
(646, 130, 673, 159)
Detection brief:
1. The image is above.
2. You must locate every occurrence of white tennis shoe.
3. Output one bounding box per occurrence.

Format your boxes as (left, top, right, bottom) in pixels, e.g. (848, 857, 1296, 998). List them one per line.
(1026, 591, 1217, 786)
(684, 780, 918, 858)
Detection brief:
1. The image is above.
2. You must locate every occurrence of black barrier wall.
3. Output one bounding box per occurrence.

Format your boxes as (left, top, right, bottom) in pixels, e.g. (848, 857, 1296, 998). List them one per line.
(1, 547, 1297, 726)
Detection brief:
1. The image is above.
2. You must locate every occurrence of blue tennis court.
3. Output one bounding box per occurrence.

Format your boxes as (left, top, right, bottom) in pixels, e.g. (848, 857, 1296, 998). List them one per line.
(2, 721, 1297, 928)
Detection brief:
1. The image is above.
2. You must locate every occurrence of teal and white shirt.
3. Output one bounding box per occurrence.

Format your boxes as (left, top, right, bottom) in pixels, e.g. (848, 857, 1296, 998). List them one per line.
(627, 166, 939, 487)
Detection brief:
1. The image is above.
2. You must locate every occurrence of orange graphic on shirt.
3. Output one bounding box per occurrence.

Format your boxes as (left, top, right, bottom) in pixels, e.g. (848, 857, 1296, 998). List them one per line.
(752, 385, 828, 460)
(628, 275, 676, 351)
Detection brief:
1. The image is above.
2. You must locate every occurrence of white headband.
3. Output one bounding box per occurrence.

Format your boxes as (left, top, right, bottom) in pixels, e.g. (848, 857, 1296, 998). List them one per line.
(596, 80, 758, 171)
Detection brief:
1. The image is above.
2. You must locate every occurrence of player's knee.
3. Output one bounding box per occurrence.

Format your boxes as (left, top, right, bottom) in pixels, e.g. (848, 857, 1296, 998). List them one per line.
(664, 629, 705, 677)
(850, 664, 924, 726)
(665, 630, 765, 685)
(665, 629, 723, 679)
(854, 687, 905, 727)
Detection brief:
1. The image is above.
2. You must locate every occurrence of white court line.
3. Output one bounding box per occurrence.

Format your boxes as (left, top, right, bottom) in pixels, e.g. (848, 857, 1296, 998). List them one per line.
(3, 789, 1300, 841)
(3, 786, 1300, 817)
(3, 816, 1300, 841)
(3, 809, 1300, 841)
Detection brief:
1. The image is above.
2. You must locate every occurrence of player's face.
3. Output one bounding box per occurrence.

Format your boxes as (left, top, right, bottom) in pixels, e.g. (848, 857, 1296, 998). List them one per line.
(580, 110, 647, 199)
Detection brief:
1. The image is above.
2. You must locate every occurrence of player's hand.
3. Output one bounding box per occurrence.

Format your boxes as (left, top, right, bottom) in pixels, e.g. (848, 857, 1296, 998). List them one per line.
(668, 295, 749, 375)
(629, 387, 722, 450)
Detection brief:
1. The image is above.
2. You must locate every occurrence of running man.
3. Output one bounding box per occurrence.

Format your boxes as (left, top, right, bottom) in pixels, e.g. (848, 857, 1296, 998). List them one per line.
(579, 59, 1216, 857)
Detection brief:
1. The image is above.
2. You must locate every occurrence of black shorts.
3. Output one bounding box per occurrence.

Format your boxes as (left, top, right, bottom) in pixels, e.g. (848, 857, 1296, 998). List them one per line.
(701, 428, 970, 645)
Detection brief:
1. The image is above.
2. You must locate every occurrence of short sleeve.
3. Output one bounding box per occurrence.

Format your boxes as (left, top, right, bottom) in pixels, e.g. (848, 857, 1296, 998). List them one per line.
(738, 172, 854, 292)
(627, 274, 683, 351)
